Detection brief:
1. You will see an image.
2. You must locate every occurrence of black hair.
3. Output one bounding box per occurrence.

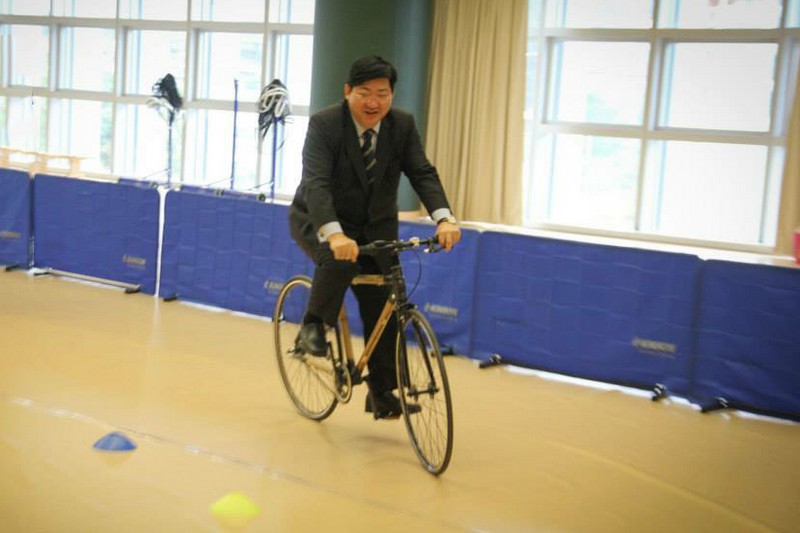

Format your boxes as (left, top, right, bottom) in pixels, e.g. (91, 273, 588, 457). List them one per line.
(347, 55, 397, 90)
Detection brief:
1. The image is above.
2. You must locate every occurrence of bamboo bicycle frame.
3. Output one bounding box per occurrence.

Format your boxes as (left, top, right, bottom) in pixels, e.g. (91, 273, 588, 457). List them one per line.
(337, 267, 407, 377)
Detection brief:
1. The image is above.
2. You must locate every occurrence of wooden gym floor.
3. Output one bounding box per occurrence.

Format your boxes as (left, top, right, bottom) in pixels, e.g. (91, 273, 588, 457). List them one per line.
(0, 270, 798, 532)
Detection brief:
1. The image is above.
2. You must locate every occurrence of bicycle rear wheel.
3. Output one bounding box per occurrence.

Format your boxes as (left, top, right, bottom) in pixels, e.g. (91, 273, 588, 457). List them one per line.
(396, 308, 454, 475)
(273, 275, 338, 421)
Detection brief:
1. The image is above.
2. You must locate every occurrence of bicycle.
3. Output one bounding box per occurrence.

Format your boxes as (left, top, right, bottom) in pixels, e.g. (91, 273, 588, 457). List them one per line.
(272, 237, 454, 475)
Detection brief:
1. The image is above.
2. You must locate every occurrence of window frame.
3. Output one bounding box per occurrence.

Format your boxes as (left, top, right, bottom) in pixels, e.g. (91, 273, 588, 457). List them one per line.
(0, 0, 313, 194)
(525, 0, 800, 253)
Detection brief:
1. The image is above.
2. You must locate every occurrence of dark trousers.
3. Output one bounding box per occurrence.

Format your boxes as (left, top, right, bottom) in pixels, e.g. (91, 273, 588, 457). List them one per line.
(294, 237, 399, 394)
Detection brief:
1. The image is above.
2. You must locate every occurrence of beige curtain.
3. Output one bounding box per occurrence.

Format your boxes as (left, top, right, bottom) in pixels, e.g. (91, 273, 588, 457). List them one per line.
(426, 0, 527, 225)
(776, 68, 800, 256)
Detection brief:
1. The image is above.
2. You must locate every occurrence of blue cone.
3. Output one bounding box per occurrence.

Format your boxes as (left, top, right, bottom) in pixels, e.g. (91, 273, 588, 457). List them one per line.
(93, 432, 137, 452)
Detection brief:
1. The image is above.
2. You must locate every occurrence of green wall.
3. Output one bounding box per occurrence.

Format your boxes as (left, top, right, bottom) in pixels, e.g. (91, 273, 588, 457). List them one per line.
(310, 0, 433, 211)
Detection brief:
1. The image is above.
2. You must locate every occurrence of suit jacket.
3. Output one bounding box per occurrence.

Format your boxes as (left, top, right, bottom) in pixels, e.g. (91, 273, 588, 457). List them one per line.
(290, 101, 450, 251)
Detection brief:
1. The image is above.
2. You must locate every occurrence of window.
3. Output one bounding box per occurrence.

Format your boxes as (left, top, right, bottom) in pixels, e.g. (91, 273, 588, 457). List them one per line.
(9, 25, 50, 87)
(8, 97, 47, 152)
(661, 42, 777, 132)
(548, 40, 650, 125)
(52, 0, 116, 18)
(275, 33, 314, 106)
(125, 30, 186, 95)
(658, 0, 782, 29)
(196, 32, 263, 102)
(641, 141, 768, 243)
(525, 0, 800, 251)
(116, 103, 182, 180)
(184, 109, 259, 189)
(59, 27, 116, 92)
(50, 99, 112, 172)
(546, 0, 654, 28)
(119, 0, 188, 20)
(192, 0, 266, 22)
(261, 115, 308, 197)
(270, 0, 315, 23)
(0, 1, 314, 195)
(2, 0, 50, 16)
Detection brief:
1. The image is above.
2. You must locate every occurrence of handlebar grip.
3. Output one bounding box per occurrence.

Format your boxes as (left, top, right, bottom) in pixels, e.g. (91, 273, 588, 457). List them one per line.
(358, 237, 442, 255)
(358, 240, 391, 256)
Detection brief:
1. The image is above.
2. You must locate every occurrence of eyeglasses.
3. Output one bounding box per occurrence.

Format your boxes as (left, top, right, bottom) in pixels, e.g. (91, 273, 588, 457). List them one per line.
(352, 91, 392, 103)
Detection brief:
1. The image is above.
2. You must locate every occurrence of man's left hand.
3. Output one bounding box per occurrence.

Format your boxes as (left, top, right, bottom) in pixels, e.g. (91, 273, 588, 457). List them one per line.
(434, 222, 461, 251)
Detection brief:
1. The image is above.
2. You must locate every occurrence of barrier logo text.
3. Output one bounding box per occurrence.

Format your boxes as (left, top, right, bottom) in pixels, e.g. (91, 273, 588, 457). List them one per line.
(632, 337, 677, 358)
(264, 280, 284, 293)
(122, 254, 147, 268)
(424, 302, 459, 320)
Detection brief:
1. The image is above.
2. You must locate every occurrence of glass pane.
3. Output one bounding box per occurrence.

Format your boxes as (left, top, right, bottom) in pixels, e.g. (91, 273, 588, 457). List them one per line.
(275, 34, 313, 107)
(5, 0, 49, 15)
(50, 99, 113, 173)
(546, 0, 654, 28)
(53, 0, 116, 17)
(60, 27, 116, 92)
(649, 141, 767, 243)
(184, 110, 258, 188)
(119, 0, 188, 20)
(547, 134, 640, 230)
(269, 0, 315, 24)
(788, 0, 800, 27)
(10, 25, 50, 87)
(658, 0, 782, 29)
(8, 96, 47, 152)
(663, 43, 777, 132)
(197, 33, 263, 101)
(550, 41, 649, 125)
(192, 0, 265, 22)
(126, 30, 186, 95)
(260, 115, 308, 197)
(116, 104, 182, 180)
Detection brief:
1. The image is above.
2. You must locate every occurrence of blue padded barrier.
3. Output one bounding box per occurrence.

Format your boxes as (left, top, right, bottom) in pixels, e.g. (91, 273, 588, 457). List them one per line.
(471, 232, 701, 394)
(692, 261, 800, 420)
(396, 221, 479, 355)
(159, 190, 313, 316)
(178, 184, 221, 195)
(33, 174, 159, 294)
(117, 177, 161, 189)
(0, 168, 32, 268)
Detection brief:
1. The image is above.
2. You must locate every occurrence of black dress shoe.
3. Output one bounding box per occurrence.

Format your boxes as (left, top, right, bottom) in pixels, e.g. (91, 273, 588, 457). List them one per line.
(295, 322, 327, 357)
(365, 389, 421, 420)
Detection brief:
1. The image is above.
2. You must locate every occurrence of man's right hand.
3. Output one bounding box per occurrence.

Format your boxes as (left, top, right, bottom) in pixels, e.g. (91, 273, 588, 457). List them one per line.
(328, 233, 359, 262)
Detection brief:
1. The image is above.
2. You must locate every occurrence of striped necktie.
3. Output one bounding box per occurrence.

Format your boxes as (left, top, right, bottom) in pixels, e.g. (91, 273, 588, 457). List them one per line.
(362, 129, 376, 181)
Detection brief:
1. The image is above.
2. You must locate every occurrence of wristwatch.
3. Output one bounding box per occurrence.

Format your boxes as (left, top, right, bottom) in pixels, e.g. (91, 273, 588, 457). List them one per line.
(436, 215, 457, 225)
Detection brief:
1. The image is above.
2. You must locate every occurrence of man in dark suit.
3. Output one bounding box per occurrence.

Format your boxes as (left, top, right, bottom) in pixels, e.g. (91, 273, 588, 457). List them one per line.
(289, 55, 461, 419)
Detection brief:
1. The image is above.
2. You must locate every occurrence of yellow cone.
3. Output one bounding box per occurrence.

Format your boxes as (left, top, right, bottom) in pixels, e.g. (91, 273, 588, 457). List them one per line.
(210, 491, 261, 527)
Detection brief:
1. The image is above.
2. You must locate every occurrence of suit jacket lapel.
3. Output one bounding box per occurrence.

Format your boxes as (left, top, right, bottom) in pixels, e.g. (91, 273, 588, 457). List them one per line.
(371, 117, 392, 185)
(342, 103, 371, 192)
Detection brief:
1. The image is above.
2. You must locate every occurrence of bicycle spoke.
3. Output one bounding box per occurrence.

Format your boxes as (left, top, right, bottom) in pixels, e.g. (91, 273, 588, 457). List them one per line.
(274, 277, 339, 421)
(396, 309, 453, 475)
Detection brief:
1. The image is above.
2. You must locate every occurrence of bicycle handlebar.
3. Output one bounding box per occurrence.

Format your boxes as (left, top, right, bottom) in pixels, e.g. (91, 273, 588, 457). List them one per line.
(358, 237, 442, 256)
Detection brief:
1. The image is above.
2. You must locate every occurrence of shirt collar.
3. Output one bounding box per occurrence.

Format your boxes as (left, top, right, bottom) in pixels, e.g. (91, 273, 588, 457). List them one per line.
(352, 118, 380, 139)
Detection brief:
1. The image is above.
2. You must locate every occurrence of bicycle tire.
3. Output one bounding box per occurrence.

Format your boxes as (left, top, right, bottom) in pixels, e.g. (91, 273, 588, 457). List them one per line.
(273, 275, 339, 421)
(396, 308, 454, 475)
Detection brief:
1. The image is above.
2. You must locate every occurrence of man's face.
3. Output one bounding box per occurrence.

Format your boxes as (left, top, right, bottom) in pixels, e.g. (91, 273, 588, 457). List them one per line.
(344, 77, 393, 130)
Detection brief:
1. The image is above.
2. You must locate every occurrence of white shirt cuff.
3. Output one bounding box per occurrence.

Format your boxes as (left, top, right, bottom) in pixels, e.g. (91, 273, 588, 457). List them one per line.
(317, 221, 344, 242)
(430, 208, 453, 223)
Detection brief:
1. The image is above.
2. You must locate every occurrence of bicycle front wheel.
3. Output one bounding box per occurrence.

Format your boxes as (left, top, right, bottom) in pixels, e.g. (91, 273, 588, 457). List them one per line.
(396, 309, 454, 475)
(273, 275, 338, 421)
